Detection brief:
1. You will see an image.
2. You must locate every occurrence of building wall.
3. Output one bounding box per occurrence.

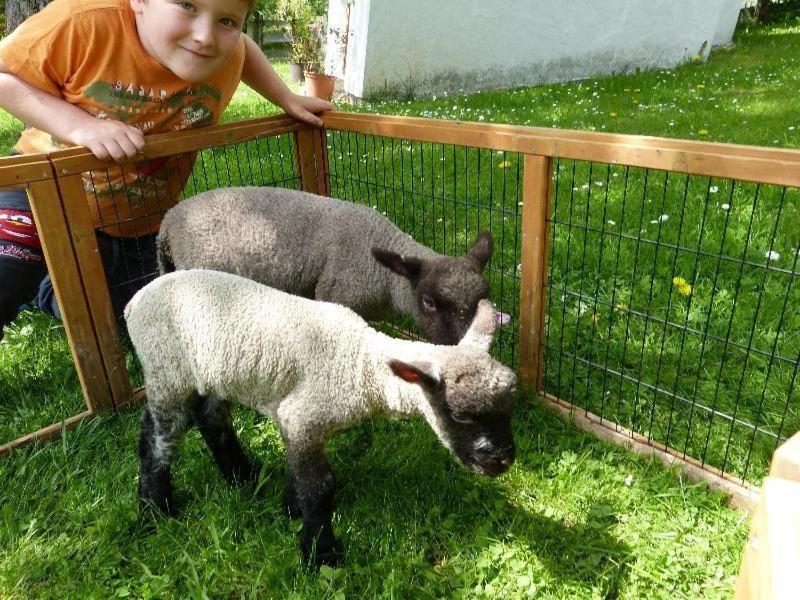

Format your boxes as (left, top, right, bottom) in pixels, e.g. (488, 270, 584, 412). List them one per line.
(325, 0, 743, 99)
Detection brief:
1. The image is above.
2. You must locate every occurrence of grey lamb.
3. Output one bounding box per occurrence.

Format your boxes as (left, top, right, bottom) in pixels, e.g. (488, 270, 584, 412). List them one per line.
(156, 186, 495, 344)
(126, 269, 516, 566)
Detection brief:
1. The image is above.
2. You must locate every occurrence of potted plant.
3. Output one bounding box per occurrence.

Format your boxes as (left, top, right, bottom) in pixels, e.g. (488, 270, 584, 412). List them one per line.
(276, 0, 314, 83)
(301, 18, 337, 100)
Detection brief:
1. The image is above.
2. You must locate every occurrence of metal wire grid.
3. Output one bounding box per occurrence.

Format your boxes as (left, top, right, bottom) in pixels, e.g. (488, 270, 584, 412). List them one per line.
(79, 134, 302, 385)
(325, 129, 523, 369)
(543, 158, 800, 483)
(0, 183, 86, 444)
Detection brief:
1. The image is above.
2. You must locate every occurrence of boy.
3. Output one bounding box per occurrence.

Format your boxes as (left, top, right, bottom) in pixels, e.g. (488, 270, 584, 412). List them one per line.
(0, 0, 333, 341)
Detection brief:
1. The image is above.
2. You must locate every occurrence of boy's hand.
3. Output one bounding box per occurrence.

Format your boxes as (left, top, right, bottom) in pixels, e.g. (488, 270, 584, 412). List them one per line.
(283, 95, 335, 128)
(67, 119, 146, 163)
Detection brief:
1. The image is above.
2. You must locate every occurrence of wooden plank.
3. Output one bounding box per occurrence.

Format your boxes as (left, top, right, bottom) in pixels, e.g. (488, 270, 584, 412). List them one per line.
(55, 175, 133, 409)
(0, 154, 53, 188)
(768, 431, 800, 482)
(312, 127, 331, 196)
(518, 155, 552, 389)
(735, 432, 800, 600)
(323, 112, 800, 188)
(295, 129, 321, 194)
(734, 478, 800, 600)
(0, 411, 93, 456)
(49, 115, 308, 175)
(26, 180, 113, 413)
(539, 392, 760, 513)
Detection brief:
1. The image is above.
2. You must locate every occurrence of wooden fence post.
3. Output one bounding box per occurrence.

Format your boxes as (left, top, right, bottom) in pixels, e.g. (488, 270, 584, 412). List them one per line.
(26, 179, 115, 414)
(295, 127, 330, 196)
(52, 174, 132, 410)
(518, 154, 552, 391)
(735, 432, 800, 599)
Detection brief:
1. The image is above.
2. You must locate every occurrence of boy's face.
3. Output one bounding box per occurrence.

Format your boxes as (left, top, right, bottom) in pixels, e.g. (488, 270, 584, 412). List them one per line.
(130, 0, 249, 83)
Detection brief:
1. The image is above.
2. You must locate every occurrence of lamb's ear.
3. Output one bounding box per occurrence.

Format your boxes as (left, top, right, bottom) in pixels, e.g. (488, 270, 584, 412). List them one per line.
(372, 248, 423, 281)
(459, 299, 498, 351)
(389, 359, 441, 392)
(467, 232, 493, 271)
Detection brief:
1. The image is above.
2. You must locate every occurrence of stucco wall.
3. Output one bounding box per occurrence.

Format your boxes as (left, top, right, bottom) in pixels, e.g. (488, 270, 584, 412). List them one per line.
(325, 0, 742, 99)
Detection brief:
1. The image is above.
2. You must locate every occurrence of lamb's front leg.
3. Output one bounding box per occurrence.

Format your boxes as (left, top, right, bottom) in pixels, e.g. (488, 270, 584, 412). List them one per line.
(285, 439, 340, 566)
(139, 404, 189, 516)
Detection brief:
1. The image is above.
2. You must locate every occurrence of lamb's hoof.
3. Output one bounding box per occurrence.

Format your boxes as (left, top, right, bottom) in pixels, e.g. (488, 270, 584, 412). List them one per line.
(302, 539, 343, 567)
(225, 460, 260, 487)
(139, 495, 179, 521)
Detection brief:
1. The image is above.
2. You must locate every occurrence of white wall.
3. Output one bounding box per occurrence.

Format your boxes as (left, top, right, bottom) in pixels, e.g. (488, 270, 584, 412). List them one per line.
(326, 0, 742, 99)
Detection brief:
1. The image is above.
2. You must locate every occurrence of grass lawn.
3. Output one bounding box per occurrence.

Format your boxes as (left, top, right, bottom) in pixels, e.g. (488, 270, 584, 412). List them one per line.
(2, 18, 799, 599)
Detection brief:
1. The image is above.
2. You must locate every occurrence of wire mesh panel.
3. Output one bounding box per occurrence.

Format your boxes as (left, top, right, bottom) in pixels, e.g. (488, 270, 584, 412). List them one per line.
(55, 130, 302, 391)
(543, 158, 800, 484)
(326, 129, 523, 368)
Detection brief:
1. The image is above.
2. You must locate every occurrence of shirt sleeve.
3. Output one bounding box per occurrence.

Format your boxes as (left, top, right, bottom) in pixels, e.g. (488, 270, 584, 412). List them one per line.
(0, 3, 86, 97)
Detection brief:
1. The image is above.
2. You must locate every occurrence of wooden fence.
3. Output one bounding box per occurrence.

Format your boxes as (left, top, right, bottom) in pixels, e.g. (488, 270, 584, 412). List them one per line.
(2, 113, 799, 519)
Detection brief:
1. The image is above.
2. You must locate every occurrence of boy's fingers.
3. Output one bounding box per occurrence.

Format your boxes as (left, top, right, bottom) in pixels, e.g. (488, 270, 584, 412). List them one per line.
(89, 144, 112, 162)
(116, 135, 141, 160)
(127, 128, 146, 151)
(104, 140, 128, 163)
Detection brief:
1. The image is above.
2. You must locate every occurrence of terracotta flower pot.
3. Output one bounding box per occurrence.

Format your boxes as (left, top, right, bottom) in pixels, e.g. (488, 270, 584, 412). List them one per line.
(304, 72, 337, 101)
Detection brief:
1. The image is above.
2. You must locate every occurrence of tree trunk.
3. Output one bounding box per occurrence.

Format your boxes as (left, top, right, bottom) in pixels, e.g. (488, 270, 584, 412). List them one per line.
(6, 0, 54, 35)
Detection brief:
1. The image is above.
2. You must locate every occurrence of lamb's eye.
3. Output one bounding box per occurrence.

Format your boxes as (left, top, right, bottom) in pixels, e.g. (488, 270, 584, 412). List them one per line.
(452, 412, 477, 425)
(421, 295, 437, 312)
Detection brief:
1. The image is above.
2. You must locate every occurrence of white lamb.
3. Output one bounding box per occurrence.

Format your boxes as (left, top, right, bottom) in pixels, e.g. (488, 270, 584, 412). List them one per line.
(125, 269, 516, 566)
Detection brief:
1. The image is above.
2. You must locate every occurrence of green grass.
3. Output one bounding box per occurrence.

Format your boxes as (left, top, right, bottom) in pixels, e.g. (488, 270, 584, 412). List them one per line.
(0, 396, 749, 599)
(3, 18, 800, 598)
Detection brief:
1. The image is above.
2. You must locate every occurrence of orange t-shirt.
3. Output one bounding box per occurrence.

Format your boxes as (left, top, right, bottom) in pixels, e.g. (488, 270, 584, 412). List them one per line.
(0, 0, 246, 237)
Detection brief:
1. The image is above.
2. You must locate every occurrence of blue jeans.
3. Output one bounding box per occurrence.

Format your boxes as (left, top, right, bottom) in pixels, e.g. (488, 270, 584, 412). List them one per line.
(0, 187, 158, 340)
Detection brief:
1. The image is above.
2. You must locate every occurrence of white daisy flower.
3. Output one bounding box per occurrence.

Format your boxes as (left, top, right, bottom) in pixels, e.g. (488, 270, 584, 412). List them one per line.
(765, 251, 781, 261)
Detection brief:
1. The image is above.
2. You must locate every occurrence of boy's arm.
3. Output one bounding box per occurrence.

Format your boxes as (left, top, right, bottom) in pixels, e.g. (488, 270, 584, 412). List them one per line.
(240, 35, 334, 128)
(0, 57, 144, 162)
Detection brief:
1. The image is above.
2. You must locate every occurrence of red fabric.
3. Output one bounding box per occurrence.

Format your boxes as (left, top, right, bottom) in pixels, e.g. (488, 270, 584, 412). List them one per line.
(0, 209, 41, 249)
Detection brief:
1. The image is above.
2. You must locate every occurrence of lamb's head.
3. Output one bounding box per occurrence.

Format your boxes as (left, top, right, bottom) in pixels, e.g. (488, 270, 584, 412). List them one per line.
(388, 300, 517, 477)
(372, 232, 493, 345)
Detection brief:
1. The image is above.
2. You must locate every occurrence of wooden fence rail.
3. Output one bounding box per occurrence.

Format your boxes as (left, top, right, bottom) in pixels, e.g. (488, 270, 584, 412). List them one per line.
(3, 114, 799, 517)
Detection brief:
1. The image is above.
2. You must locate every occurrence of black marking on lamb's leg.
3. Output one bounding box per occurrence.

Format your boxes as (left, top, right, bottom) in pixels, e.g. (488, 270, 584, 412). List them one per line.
(289, 448, 341, 566)
(139, 405, 186, 517)
(191, 395, 256, 486)
(282, 466, 301, 519)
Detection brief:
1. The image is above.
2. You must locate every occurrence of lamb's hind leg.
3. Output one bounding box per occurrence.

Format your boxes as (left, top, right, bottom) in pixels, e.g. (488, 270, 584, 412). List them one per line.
(139, 404, 189, 516)
(191, 394, 256, 485)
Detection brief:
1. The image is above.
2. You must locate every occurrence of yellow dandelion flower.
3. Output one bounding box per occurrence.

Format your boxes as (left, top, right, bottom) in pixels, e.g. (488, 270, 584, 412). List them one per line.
(634, 89, 640, 92)
(693, 54, 701, 61)
(498, 160, 512, 169)
(698, 129, 708, 135)
(615, 303, 628, 311)
(673, 276, 687, 286)
(678, 283, 693, 296)
(610, 112, 617, 117)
